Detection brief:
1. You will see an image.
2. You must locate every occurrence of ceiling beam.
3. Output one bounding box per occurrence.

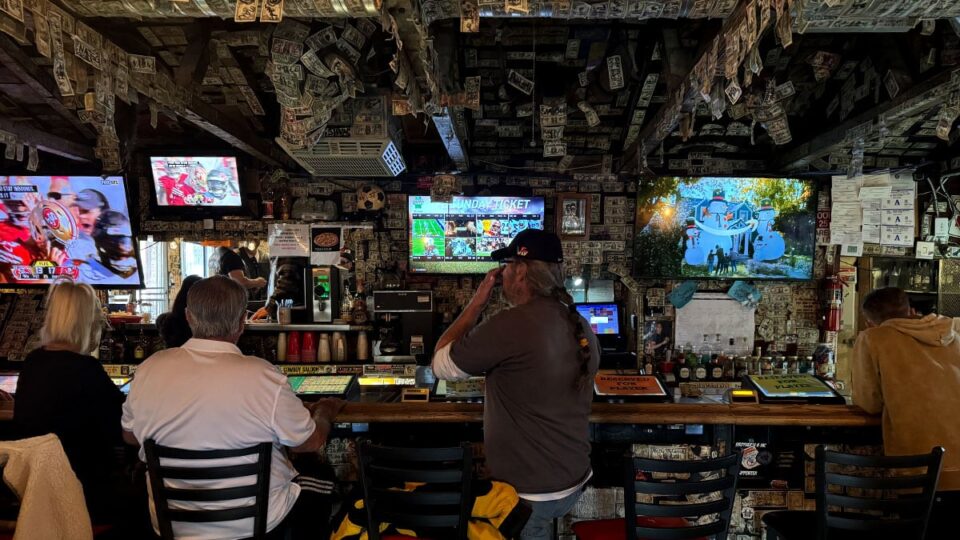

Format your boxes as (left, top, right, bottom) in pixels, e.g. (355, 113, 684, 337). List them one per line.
(97, 27, 290, 168)
(174, 25, 212, 89)
(774, 69, 956, 171)
(178, 96, 285, 167)
(619, 0, 768, 172)
(0, 36, 97, 140)
(0, 116, 95, 161)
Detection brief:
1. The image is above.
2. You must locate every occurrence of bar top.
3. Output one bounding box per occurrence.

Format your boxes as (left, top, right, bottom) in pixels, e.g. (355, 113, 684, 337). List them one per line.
(0, 401, 879, 427)
(337, 402, 880, 427)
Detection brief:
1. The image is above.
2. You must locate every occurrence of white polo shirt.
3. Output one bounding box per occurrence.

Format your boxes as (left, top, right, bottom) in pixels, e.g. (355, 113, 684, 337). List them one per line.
(122, 338, 316, 540)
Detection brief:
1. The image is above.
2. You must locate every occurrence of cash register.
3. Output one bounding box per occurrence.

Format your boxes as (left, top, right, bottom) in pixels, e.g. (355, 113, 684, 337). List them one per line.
(575, 302, 635, 370)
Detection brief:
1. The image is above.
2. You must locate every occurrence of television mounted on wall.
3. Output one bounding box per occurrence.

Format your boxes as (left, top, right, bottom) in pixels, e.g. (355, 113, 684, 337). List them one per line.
(634, 176, 817, 280)
(0, 175, 142, 288)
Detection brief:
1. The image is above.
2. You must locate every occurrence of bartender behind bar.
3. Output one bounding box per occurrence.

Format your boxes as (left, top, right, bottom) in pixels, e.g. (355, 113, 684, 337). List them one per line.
(431, 229, 599, 540)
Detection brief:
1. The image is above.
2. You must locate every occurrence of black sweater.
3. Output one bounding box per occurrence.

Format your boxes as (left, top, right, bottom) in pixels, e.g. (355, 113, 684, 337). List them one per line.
(13, 348, 124, 519)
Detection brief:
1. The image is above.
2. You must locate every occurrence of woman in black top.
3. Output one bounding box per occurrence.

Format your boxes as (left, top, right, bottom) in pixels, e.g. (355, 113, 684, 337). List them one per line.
(14, 281, 124, 523)
(155, 274, 201, 348)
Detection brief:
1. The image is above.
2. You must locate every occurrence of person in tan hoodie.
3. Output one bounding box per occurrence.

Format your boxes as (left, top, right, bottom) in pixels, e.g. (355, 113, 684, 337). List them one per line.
(853, 287, 960, 537)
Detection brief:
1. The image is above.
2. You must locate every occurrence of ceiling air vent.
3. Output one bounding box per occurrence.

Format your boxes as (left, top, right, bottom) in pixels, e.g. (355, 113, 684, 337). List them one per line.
(277, 137, 406, 177)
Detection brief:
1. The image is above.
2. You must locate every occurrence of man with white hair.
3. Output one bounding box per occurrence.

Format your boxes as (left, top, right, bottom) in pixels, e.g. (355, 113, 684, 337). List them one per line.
(431, 229, 600, 539)
(122, 276, 344, 539)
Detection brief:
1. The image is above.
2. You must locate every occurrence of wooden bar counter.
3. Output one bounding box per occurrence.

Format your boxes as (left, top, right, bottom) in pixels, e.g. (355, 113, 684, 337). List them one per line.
(336, 402, 879, 427)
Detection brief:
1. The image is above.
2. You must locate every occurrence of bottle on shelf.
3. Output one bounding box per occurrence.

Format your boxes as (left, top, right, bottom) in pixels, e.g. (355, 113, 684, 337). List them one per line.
(262, 186, 275, 219)
(301, 332, 316, 363)
(735, 356, 748, 380)
(135, 326, 149, 361)
(787, 355, 799, 374)
(277, 332, 287, 362)
(922, 262, 932, 290)
(351, 281, 369, 324)
(99, 333, 113, 363)
(287, 331, 301, 363)
(340, 289, 354, 324)
(722, 352, 735, 381)
(674, 352, 691, 384)
(642, 354, 655, 376)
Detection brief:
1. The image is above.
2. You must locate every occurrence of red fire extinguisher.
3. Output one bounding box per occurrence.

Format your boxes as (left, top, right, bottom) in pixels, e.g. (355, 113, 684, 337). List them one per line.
(824, 276, 843, 332)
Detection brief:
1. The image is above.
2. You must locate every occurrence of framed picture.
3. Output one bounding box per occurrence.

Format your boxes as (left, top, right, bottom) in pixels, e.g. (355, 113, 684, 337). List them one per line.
(556, 193, 590, 239)
(643, 320, 672, 359)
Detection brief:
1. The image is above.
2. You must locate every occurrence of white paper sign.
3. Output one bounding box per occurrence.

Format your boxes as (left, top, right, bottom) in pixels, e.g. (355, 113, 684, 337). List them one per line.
(916, 241, 935, 259)
(880, 225, 914, 247)
(675, 293, 755, 356)
(268, 223, 311, 257)
(882, 189, 915, 210)
(881, 209, 915, 227)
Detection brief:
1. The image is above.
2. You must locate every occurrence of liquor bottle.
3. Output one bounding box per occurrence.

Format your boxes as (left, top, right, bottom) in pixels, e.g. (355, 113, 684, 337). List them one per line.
(735, 356, 748, 380)
(99, 333, 113, 363)
(722, 353, 735, 381)
(340, 288, 354, 324)
(351, 281, 369, 324)
(760, 356, 773, 375)
(694, 357, 707, 382)
(134, 326, 148, 361)
(787, 355, 799, 374)
(675, 354, 691, 383)
(642, 354, 655, 376)
(922, 262, 932, 290)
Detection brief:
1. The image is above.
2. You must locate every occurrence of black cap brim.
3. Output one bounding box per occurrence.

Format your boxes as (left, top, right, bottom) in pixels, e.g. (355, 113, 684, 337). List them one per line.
(490, 245, 513, 261)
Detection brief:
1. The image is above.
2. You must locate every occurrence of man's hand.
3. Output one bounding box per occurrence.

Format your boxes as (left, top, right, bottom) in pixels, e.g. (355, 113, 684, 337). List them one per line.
(468, 266, 501, 310)
(252, 277, 267, 289)
(307, 398, 347, 423)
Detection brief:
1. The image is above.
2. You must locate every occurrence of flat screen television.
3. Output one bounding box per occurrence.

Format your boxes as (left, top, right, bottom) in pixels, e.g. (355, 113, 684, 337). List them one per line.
(149, 156, 242, 208)
(0, 176, 142, 288)
(634, 177, 816, 280)
(408, 196, 545, 274)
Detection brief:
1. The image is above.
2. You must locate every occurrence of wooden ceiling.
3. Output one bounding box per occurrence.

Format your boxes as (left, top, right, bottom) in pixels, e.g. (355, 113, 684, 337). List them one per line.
(0, 1, 959, 177)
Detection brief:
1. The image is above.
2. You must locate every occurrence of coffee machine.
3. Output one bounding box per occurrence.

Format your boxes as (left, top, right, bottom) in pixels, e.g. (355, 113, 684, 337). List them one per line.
(372, 290, 436, 364)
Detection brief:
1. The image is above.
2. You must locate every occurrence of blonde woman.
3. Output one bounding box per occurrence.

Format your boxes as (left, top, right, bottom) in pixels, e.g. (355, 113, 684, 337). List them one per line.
(14, 281, 124, 524)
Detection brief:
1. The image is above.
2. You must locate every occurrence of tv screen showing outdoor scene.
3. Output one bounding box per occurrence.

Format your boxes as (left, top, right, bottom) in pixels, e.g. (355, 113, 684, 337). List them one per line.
(0, 176, 141, 287)
(634, 177, 816, 280)
(408, 196, 545, 274)
(150, 156, 242, 207)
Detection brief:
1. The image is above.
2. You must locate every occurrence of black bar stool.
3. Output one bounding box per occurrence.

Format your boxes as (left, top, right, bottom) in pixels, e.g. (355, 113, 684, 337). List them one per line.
(763, 445, 944, 540)
(144, 439, 273, 540)
(572, 452, 741, 540)
(358, 442, 473, 540)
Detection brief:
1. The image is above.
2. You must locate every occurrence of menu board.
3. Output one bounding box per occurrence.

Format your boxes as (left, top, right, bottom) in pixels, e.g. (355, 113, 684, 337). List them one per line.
(748, 374, 837, 399)
(593, 374, 668, 397)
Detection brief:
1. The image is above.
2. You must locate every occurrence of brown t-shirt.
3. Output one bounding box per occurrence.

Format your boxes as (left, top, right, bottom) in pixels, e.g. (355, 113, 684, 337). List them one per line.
(451, 297, 600, 494)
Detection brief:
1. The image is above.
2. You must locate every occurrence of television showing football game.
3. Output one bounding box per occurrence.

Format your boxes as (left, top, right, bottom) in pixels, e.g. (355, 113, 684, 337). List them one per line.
(408, 196, 545, 274)
(634, 177, 816, 280)
(0, 176, 141, 287)
(150, 156, 242, 207)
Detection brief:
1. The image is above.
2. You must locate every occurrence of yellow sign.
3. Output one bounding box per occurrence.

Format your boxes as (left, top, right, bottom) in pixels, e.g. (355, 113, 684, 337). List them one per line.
(748, 374, 835, 398)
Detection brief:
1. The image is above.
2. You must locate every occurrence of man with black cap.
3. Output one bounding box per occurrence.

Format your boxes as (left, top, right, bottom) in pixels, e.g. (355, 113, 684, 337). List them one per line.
(431, 229, 600, 539)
